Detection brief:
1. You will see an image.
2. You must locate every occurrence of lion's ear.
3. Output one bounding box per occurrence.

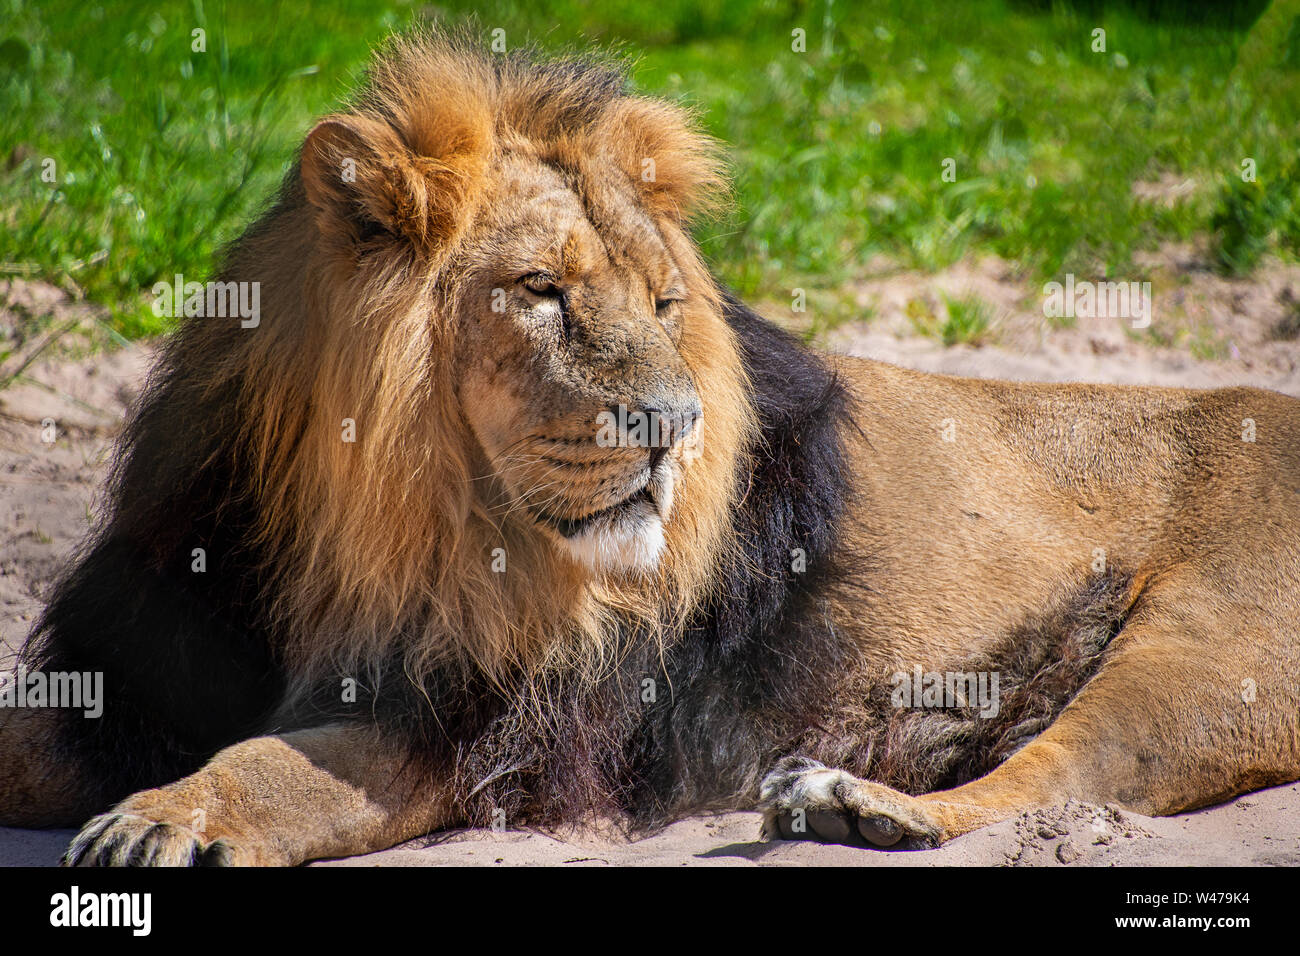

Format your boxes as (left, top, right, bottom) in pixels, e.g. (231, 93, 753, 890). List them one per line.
(603, 99, 729, 223)
(300, 114, 480, 251)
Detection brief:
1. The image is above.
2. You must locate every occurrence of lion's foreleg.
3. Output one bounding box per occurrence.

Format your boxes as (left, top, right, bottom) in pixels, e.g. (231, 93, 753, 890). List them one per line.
(64, 723, 447, 866)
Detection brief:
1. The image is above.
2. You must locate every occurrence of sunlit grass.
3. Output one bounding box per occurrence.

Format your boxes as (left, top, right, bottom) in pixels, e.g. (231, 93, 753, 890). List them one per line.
(1, 0, 1296, 338)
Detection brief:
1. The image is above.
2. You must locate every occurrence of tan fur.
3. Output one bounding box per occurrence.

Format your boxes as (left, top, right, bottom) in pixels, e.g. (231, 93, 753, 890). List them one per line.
(3, 31, 1298, 864)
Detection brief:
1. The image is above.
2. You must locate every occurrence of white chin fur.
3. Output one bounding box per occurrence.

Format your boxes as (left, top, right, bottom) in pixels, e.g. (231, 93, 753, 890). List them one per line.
(560, 511, 665, 574)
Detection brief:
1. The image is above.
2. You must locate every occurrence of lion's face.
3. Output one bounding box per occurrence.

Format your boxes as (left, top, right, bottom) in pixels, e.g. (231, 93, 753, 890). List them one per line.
(454, 154, 704, 574)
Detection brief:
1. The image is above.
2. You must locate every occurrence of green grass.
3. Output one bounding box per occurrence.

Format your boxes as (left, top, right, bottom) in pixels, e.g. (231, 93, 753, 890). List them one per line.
(1211, 156, 1300, 274)
(2, 0, 1299, 338)
(939, 293, 993, 346)
(906, 293, 994, 346)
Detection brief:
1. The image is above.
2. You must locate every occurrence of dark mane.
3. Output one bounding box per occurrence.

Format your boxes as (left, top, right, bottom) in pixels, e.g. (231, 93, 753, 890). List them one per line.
(620, 292, 860, 822)
(22, 367, 280, 810)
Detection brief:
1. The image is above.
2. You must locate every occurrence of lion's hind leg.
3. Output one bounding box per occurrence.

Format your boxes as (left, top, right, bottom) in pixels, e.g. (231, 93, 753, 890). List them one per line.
(761, 573, 1300, 848)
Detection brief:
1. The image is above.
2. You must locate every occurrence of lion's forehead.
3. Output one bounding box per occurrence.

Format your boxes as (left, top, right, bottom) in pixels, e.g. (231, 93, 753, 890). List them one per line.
(481, 154, 679, 286)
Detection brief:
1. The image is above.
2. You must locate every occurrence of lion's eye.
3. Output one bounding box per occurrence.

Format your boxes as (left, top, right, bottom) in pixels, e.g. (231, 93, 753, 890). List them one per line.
(655, 291, 684, 314)
(522, 274, 563, 299)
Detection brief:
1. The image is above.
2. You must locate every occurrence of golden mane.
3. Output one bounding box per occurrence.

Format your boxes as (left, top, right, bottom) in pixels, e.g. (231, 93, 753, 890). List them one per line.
(181, 29, 756, 694)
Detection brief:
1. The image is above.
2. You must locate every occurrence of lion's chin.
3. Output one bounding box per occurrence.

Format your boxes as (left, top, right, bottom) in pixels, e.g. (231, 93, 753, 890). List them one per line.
(537, 463, 675, 575)
(557, 510, 666, 575)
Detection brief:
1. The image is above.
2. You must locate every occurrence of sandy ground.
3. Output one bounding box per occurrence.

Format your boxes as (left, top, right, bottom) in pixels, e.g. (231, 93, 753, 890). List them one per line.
(1, 264, 1298, 866)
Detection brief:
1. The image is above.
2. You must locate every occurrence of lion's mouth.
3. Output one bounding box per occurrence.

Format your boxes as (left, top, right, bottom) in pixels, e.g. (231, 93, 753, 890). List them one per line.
(533, 485, 657, 539)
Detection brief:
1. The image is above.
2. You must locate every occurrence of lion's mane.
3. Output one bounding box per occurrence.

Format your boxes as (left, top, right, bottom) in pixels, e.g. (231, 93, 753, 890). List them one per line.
(26, 31, 859, 826)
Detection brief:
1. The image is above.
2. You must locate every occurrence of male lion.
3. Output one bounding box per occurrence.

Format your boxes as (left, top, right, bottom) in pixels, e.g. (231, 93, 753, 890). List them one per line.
(2, 32, 1298, 866)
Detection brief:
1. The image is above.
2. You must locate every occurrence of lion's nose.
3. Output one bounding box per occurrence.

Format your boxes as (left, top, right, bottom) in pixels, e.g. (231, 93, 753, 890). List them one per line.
(637, 398, 702, 472)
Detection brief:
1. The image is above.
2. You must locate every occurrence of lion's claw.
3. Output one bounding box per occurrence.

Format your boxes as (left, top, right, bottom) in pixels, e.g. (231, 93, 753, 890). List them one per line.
(64, 812, 238, 867)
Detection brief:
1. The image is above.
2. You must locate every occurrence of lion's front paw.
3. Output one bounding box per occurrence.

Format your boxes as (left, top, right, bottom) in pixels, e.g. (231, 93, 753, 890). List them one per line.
(64, 812, 245, 867)
(758, 756, 944, 849)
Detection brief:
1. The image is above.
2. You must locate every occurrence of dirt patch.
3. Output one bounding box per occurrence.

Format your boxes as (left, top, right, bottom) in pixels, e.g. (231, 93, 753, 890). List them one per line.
(808, 245, 1300, 396)
(1002, 801, 1154, 867)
